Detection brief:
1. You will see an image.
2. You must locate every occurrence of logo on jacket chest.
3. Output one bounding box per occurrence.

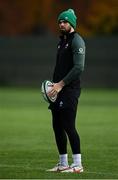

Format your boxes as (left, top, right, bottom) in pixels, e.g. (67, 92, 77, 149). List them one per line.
(65, 43, 69, 48)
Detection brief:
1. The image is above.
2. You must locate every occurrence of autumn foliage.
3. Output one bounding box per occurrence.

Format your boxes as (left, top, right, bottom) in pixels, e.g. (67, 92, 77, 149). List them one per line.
(0, 0, 117, 36)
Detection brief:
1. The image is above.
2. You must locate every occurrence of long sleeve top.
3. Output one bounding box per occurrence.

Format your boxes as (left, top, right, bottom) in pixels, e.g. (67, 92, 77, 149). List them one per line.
(53, 32, 85, 89)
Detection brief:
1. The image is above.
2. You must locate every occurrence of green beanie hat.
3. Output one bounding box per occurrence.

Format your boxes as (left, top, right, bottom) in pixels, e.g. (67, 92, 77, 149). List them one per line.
(58, 9, 77, 29)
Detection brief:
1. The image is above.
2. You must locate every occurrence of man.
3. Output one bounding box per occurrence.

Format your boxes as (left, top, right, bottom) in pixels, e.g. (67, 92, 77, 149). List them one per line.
(47, 9, 85, 173)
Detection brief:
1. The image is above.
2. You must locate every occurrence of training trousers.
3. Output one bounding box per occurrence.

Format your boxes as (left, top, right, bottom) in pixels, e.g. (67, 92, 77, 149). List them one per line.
(51, 108, 81, 154)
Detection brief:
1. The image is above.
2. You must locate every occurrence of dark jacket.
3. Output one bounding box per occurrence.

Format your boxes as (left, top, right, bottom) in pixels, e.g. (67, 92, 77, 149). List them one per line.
(49, 31, 85, 110)
(53, 32, 85, 89)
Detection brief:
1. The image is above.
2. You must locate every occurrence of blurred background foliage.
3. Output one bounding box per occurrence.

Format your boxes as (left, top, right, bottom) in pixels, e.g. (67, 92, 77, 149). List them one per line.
(0, 0, 118, 37)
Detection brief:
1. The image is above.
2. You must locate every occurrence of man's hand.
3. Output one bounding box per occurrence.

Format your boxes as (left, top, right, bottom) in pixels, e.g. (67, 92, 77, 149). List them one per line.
(48, 80, 65, 97)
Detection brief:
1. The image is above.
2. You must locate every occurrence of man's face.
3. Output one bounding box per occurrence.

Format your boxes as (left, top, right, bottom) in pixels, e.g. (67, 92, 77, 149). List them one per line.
(58, 20, 71, 34)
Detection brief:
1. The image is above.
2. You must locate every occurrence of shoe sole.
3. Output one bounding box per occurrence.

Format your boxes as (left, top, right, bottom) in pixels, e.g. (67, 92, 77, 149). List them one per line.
(61, 168, 84, 173)
(46, 167, 70, 172)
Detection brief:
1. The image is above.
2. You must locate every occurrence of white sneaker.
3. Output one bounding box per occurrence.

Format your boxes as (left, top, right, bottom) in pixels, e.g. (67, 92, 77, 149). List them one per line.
(61, 164, 83, 173)
(46, 163, 69, 172)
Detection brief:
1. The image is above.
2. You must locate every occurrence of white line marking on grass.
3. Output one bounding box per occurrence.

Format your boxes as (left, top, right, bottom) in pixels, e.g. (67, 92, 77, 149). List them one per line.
(0, 164, 118, 177)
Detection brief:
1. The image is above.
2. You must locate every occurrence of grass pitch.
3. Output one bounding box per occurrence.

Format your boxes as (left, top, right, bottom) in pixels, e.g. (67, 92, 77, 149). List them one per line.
(0, 87, 118, 179)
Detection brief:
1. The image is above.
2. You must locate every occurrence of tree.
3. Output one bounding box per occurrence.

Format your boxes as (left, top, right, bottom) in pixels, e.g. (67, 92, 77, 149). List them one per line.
(0, 0, 117, 36)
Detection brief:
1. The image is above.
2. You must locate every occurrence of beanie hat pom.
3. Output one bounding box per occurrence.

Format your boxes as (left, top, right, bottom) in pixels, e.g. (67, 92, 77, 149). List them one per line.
(68, 9, 75, 15)
(58, 9, 77, 29)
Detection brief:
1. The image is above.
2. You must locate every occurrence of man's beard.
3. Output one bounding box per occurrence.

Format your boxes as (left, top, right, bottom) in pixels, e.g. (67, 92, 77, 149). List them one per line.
(60, 27, 71, 35)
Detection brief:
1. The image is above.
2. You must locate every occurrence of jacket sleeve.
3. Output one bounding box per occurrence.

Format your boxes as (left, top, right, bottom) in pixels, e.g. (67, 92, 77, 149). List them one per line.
(63, 34, 85, 85)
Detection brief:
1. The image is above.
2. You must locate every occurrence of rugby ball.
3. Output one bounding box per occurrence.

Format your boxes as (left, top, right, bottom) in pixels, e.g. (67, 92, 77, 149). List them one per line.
(41, 80, 57, 103)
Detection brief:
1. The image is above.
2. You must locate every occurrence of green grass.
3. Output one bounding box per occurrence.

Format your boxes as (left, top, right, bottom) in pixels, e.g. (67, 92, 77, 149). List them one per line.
(0, 87, 118, 179)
